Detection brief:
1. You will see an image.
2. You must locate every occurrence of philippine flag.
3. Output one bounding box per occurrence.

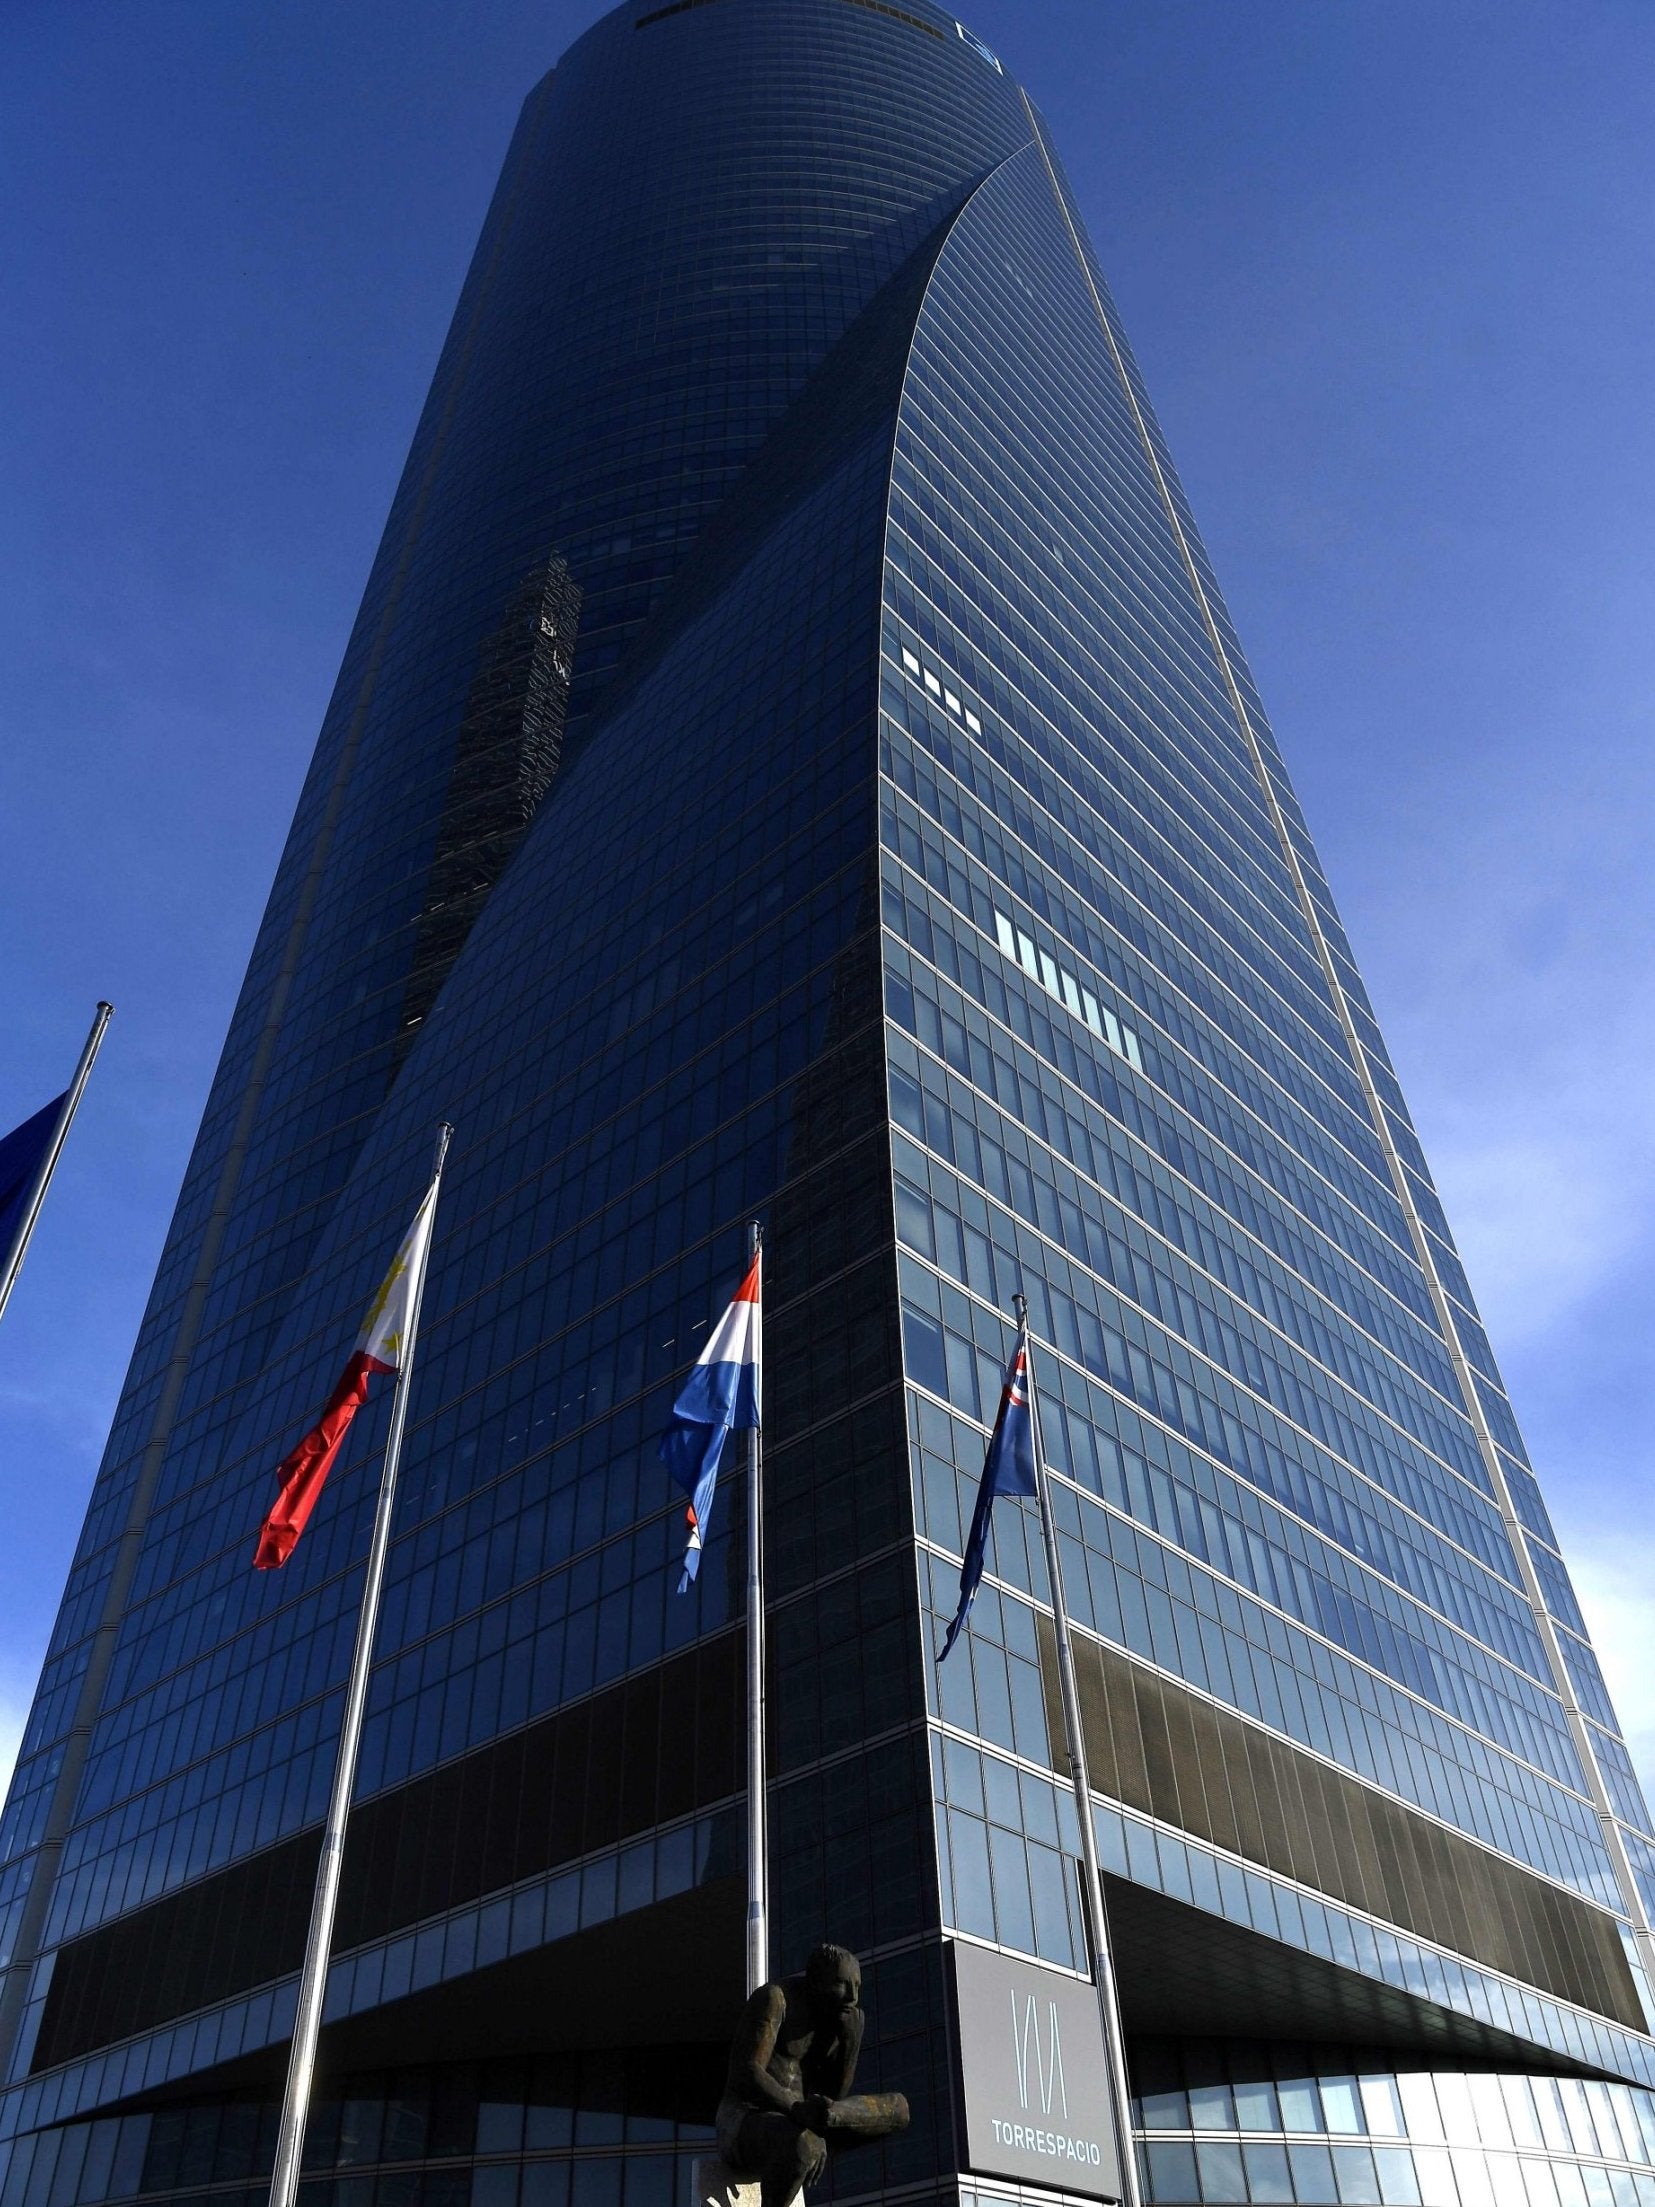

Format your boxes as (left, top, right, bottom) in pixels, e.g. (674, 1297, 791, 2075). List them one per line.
(939, 1335, 1037, 1661)
(659, 1249, 761, 1591)
(253, 1184, 437, 1569)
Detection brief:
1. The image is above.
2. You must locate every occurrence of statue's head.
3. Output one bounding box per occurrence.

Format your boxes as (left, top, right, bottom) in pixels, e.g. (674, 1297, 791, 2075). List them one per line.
(804, 1943, 861, 2020)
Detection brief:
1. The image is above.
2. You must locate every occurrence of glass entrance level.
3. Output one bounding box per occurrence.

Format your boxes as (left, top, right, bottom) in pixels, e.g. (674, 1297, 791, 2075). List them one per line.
(1133, 2036, 1655, 2204)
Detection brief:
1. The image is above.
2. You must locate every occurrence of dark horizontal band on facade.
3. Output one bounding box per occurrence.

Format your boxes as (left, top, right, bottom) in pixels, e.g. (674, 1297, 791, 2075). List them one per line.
(1035, 1618, 1643, 2033)
(33, 1633, 746, 2074)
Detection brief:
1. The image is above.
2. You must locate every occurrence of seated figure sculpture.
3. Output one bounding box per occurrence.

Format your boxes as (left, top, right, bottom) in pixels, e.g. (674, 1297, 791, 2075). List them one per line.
(715, 1944, 910, 2207)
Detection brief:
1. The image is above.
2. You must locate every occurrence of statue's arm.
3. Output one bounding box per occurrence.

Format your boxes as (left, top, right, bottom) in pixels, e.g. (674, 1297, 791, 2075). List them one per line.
(726, 1984, 796, 2114)
(827, 2006, 864, 2101)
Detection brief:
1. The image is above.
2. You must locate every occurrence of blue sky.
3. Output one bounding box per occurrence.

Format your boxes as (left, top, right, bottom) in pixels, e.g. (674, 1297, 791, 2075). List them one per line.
(2, 0, 1651, 1803)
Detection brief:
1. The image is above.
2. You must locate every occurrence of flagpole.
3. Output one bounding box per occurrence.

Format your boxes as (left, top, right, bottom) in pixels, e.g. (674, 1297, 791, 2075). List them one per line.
(267, 1123, 453, 2207)
(0, 1001, 113, 1329)
(744, 1218, 768, 1996)
(1016, 1294, 1143, 2207)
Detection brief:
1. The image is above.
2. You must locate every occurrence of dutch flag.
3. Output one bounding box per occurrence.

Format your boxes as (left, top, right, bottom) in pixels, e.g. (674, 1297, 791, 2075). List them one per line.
(659, 1248, 761, 1590)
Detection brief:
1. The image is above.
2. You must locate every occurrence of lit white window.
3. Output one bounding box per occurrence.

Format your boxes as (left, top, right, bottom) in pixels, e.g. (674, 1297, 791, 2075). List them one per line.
(989, 908, 1144, 1074)
(964, 708, 982, 734)
(923, 668, 942, 698)
(901, 646, 921, 674)
(956, 21, 1003, 70)
(944, 688, 962, 717)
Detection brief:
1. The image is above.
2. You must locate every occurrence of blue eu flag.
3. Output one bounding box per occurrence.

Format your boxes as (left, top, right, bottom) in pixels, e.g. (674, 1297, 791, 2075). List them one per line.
(0, 1093, 66, 1261)
(939, 1333, 1038, 1661)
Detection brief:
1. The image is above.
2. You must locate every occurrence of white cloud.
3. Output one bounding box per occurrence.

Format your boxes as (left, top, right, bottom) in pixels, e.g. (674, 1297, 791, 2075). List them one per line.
(0, 1686, 27, 1806)
(1561, 1534, 1655, 1804)
(1427, 1117, 1647, 1353)
(1350, 725, 1655, 1359)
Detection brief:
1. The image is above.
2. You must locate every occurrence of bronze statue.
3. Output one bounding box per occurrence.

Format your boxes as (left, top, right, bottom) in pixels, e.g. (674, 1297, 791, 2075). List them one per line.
(716, 1944, 910, 2207)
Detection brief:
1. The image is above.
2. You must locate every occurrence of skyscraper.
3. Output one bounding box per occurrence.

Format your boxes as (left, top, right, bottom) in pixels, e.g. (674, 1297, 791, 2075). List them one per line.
(4, 1, 1655, 2201)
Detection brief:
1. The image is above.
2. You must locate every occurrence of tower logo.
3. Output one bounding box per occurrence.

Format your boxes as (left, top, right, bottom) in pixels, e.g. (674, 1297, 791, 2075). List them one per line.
(952, 1943, 1119, 2196)
(1010, 1993, 1067, 2120)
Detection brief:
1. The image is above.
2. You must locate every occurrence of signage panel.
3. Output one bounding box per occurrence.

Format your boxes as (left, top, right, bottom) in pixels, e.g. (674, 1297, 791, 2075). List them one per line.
(948, 1941, 1124, 2201)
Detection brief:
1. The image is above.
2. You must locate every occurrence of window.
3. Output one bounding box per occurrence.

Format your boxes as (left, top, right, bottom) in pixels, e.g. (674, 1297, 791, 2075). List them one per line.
(956, 21, 1003, 70)
(990, 907, 1145, 1072)
(897, 644, 985, 740)
(901, 1303, 949, 1401)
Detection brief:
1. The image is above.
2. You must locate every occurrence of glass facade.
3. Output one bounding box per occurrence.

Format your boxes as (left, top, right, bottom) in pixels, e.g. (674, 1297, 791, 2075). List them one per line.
(14, 2045, 1655, 2207)
(1, 4, 1649, 2205)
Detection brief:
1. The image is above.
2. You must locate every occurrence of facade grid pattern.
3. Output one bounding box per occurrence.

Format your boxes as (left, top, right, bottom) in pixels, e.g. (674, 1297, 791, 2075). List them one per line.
(1, 7, 1650, 2207)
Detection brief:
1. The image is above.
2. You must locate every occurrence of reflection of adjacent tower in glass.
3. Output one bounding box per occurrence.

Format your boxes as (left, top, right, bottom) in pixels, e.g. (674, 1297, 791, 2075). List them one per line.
(400, 557, 582, 1055)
